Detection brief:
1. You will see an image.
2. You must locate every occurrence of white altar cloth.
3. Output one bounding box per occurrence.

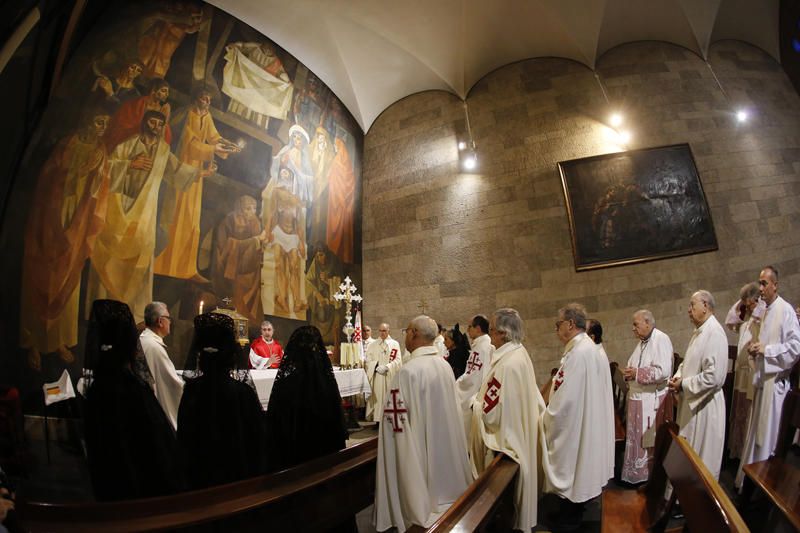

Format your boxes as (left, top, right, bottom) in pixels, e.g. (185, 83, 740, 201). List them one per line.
(250, 367, 371, 410)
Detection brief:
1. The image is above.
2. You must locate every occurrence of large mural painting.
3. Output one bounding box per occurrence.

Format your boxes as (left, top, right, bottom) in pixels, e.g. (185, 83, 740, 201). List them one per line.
(6, 0, 362, 381)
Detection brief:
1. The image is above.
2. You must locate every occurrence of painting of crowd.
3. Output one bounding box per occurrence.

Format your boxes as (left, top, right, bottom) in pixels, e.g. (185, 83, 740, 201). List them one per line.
(11, 0, 362, 376)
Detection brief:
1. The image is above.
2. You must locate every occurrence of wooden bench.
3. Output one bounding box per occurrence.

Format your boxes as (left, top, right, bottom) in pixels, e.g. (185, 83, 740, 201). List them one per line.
(407, 453, 519, 532)
(664, 429, 748, 532)
(601, 421, 677, 533)
(740, 388, 800, 531)
(603, 420, 747, 533)
(610, 362, 628, 441)
(16, 437, 378, 532)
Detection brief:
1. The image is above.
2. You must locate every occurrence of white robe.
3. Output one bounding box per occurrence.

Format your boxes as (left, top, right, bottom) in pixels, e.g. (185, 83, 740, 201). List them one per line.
(456, 333, 494, 433)
(374, 345, 472, 531)
(365, 337, 403, 422)
(674, 314, 728, 480)
(139, 328, 184, 431)
(736, 296, 800, 487)
(621, 328, 673, 483)
(541, 332, 613, 503)
(469, 341, 542, 531)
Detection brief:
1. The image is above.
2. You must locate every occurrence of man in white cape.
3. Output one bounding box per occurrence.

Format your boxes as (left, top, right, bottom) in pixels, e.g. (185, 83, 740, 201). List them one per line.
(668, 290, 728, 480)
(374, 315, 472, 531)
(139, 301, 183, 431)
(540, 303, 613, 529)
(365, 323, 403, 422)
(621, 310, 673, 484)
(456, 314, 494, 433)
(469, 308, 542, 532)
(736, 266, 800, 487)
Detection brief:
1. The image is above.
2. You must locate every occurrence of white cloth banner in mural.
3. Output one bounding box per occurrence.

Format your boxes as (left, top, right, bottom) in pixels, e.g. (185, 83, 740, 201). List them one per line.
(223, 42, 293, 125)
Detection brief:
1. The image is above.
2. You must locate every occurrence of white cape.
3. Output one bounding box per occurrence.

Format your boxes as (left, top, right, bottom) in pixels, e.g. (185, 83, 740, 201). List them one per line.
(375, 346, 472, 531)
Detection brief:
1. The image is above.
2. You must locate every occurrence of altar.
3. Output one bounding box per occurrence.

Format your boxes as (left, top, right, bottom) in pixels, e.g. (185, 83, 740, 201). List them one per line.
(250, 367, 371, 410)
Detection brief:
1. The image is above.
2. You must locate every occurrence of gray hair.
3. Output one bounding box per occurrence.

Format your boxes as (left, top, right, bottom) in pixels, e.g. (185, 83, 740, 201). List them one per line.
(144, 301, 168, 327)
(559, 303, 587, 330)
(762, 265, 779, 282)
(410, 315, 438, 341)
(634, 309, 655, 326)
(261, 320, 273, 328)
(739, 282, 760, 302)
(693, 290, 716, 310)
(493, 308, 525, 343)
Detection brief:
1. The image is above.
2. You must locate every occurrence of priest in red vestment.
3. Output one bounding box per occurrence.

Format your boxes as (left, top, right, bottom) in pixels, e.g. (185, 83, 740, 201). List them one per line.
(250, 320, 284, 369)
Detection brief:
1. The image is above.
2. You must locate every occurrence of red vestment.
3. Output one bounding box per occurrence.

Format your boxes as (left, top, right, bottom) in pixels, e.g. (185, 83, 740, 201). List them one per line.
(325, 139, 355, 263)
(250, 337, 283, 369)
(105, 96, 172, 151)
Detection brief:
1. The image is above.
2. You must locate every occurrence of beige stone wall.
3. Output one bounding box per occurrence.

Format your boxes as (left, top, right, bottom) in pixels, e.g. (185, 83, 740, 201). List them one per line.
(362, 41, 800, 384)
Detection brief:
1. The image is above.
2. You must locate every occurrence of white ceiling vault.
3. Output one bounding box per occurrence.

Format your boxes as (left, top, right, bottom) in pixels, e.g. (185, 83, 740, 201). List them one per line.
(209, 0, 780, 132)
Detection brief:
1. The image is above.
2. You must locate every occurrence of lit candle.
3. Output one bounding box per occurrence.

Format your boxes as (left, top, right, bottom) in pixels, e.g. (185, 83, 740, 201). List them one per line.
(199, 300, 204, 315)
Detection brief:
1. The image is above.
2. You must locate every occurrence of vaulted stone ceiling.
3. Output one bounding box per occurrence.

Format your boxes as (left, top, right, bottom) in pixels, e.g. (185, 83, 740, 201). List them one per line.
(210, 0, 780, 132)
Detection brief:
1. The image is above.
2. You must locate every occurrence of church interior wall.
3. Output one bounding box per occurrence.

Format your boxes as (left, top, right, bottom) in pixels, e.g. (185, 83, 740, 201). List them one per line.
(362, 40, 800, 384)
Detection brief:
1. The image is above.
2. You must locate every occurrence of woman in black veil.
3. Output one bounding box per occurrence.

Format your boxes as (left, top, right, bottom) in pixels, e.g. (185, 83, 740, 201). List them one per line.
(444, 323, 470, 379)
(177, 312, 267, 489)
(83, 299, 183, 501)
(266, 325, 347, 471)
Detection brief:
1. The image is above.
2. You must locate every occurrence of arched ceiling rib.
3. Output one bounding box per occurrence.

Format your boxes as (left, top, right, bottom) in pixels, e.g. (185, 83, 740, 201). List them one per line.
(209, 0, 781, 132)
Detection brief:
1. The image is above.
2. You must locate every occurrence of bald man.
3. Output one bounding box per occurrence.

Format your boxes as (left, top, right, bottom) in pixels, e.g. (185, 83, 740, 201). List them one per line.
(365, 323, 403, 422)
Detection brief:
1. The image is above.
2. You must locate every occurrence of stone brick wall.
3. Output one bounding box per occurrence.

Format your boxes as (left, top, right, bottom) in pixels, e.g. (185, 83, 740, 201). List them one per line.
(362, 41, 800, 384)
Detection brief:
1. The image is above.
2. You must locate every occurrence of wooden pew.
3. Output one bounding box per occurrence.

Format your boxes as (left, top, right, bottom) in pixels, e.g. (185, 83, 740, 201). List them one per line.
(664, 429, 748, 532)
(740, 388, 800, 531)
(16, 437, 378, 532)
(408, 452, 519, 532)
(601, 421, 677, 533)
(610, 361, 629, 438)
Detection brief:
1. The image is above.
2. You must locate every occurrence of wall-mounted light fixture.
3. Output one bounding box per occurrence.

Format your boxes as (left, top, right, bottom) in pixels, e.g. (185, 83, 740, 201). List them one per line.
(595, 72, 631, 146)
(459, 101, 478, 171)
(706, 60, 750, 124)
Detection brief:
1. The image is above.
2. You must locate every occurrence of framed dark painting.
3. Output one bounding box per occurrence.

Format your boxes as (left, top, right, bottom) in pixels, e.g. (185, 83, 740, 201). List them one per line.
(558, 144, 718, 271)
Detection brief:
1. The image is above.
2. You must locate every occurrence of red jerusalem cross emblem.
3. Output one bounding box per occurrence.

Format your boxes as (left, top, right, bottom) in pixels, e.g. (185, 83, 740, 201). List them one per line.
(466, 351, 483, 374)
(384, 388, 408, 432)
(389, 348, 398, 361)
(483, 377, 501, 413)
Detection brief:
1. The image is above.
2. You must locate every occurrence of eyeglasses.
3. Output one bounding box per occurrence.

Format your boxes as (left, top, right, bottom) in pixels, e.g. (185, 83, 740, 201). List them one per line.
(401, 328, 416, 335)
(554, 320, 566, 330)
(160, 315, 172, 323)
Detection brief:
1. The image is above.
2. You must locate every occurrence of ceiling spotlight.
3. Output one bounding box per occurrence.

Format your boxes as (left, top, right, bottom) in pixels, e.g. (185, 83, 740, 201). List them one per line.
(458, 141, 467, 150)
(463, 152, 477, 170)
(610, 113, 623, 127)
(736, 110, 748, 123)
(618, 130, 631, 145)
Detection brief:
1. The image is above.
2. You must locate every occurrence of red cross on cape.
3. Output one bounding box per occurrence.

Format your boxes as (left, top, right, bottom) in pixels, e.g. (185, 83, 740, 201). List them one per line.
(483, 377, 501, 413)
(384, 388, 408, 432)
(466, 351, 483, 374)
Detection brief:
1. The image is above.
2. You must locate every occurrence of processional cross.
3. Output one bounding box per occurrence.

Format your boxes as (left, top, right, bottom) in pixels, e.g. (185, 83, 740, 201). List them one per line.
(333, 276, 363, 344)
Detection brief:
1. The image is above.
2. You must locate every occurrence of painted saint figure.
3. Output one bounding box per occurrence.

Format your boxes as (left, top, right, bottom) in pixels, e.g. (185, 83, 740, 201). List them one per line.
(154, 86, 240, 281)
(20, 107, 112, 369)
(86, 111, 211, 322)
(212, 195, 266, 323)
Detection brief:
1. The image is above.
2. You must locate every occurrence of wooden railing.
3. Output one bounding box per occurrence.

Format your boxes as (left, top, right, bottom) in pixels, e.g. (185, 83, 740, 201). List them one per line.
(16, 437, 378, 532)
(409, 453, 519, 532)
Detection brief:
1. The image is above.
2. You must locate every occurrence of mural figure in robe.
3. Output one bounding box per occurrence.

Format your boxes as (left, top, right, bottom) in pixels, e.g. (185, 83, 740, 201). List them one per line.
(326, 137, 356, 264)
(154, 86, 241, 281)
(86, 110, 212, 322)
(305, 242, 343, 346)
(105, 78, 173, 151)
(91, 58, 143, 105)
(308, 126, 334, 245)
(20, 107, 112, 370)
(212, 195, 266, 323)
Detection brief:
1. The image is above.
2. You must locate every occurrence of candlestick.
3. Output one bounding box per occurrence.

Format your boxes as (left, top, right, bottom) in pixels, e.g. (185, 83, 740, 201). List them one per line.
(199, 300, 204, 315)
